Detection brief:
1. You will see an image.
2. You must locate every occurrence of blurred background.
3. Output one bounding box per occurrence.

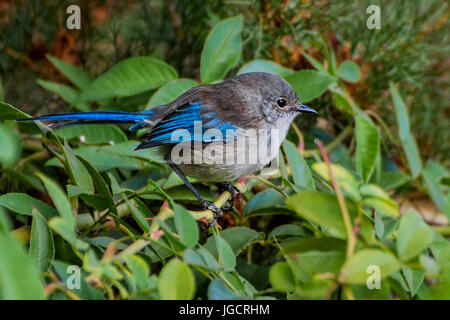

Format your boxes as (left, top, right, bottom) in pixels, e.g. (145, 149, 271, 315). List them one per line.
(1, 0, 448, 162)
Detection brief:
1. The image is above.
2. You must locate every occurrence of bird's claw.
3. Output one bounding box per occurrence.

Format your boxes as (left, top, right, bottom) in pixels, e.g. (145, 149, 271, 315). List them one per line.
(219, 184, 240, 211)
(201, 200, 222, 227)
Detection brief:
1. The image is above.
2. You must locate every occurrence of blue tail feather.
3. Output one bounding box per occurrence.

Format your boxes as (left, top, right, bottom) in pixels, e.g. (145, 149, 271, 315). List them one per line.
(18, 110, 153, 123)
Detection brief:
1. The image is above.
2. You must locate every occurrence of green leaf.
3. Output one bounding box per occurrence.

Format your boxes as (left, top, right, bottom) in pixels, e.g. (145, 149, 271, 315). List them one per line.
(52, 261, 105, 299)
(301, 52, 327, 73)
(0, 193, 57, 220)
(204, 227, 264, 256)
(0, 123, 21, 168)
(337, 60, 361, 83)
(200, 15, 243, 84)
(312, 162, 360, 201)
(0, 207, 12, 232)
(363, 198, 399, 218)
(283, 140, 315, 190)
(125, 198, 150, 234)
(0, 233, 45, 299)
(237, 59, 294, 77)
(29, 207, 54, 272)
(330, 87, 355, 115)
(375, 212, 399, 240)
(402, 267, 425, 297)
(79, 57, 177, 102)
(63, 143, 94, 195)
(402, 134, 422, 179)
(76, 156, 114, 208)
(55, 125, 127, 144)
(295, 251, 345, 277)
(208, 279, 246, 300)
(284, 70, 335, 103)
(390, 81, 422, 178)
(147, 78, 197, 108)
(378, 170, 410, 190)
(360, 184, 399, 217)
(280, 237, 346, 254)
(269, 262, 295, 292)
(174, 204, 199, 248)
(286, 191, 357, 239)
(36, 173, 74, 229)
(0, 101, 29, 120)
(47, 54, 92, 90)
(49, 217, 88, 250)
(422, 160, 448, 215)
(397, 209, 434, 261)
(36, 79, 89, 111)
(244, 189, 293, 217)
(124, 255, 150, 292)
(268, 224, 313, 240)
(339, 249, 400, 284)
(158, 258, 195, 300)
(389, 82, 410, 141)
(355, 116, 380, 183)
(216, 235, 236, 271)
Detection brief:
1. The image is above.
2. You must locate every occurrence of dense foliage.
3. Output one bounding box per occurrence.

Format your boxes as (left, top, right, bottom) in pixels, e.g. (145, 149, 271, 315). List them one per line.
(0, 1, 448, 300)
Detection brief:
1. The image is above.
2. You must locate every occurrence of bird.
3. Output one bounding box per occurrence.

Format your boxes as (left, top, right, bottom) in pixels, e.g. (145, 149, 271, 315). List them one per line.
(18, 72, 317, 225)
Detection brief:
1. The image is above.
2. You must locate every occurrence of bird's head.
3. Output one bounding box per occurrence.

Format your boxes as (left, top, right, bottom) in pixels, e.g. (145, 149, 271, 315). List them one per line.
(231, 72, 317, 124)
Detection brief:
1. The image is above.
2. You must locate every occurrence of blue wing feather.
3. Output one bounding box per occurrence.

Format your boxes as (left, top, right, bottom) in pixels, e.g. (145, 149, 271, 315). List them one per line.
(135, 102, 235, 149)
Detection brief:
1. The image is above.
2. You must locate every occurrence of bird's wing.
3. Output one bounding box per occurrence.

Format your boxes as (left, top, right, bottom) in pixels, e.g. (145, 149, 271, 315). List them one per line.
(135, 102, 236, 150)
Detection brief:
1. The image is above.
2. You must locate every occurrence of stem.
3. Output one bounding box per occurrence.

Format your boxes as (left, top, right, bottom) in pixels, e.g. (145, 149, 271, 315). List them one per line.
(316, 139, 356, 258)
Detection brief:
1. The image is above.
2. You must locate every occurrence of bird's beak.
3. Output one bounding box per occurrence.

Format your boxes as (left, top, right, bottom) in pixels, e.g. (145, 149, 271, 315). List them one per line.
(296, 104, 317, 115)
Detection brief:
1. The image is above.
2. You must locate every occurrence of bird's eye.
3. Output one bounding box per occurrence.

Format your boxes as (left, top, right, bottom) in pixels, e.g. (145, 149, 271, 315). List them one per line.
(277, 98, 287, 108)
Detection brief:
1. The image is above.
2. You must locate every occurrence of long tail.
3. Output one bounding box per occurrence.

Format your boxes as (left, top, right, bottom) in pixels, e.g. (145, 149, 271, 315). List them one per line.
(17, 110, 153, 129)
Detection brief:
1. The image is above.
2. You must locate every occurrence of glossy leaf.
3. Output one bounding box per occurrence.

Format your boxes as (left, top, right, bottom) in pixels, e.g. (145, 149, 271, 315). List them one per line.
(125, 198, 150, 233)
(79, 56, 177, 102)
(283, 140, 315, 190)
(216, 235, 236, 271)
(238, 59, 294, 77)
(397, 209, 434, 261)
(201, 15, 243, 84)
(312, 162, 360, 201)
(147, 78, 197, 107)
(0, 193, 57, 220)
(286, 191, 358, 239)
(174, 204, 199, 248)
(337, 60, 361, 83)
(36, 79, 89, 111)
(36, 173, 75, 229)
(158, 259, 195, 300)
(340, 249, 400, 284)
(355, 115, 380, 183)
(0, 123, 21, 168)
(0, 233, 45, 299)
(284, 70, 335, 103)
(421, 160, 448, 215)
(390, 82, 422, 178)
(29, 207, 55, 272)
(46, 55, 92, 90)
(243, 189, 293, 217)
(269, 262, 295, 292)
(204, 227, 264, 256)
(0, 102, 29, 120)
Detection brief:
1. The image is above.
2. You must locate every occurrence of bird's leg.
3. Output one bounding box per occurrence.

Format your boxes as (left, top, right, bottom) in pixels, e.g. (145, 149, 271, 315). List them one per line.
(168, 162, 223, 226)
(216, 183, 240, 211)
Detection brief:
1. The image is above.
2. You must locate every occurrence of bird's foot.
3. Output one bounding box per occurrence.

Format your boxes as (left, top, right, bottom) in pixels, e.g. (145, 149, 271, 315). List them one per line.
(218, 183, 240, 211)
(201, 200, 223, 227)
